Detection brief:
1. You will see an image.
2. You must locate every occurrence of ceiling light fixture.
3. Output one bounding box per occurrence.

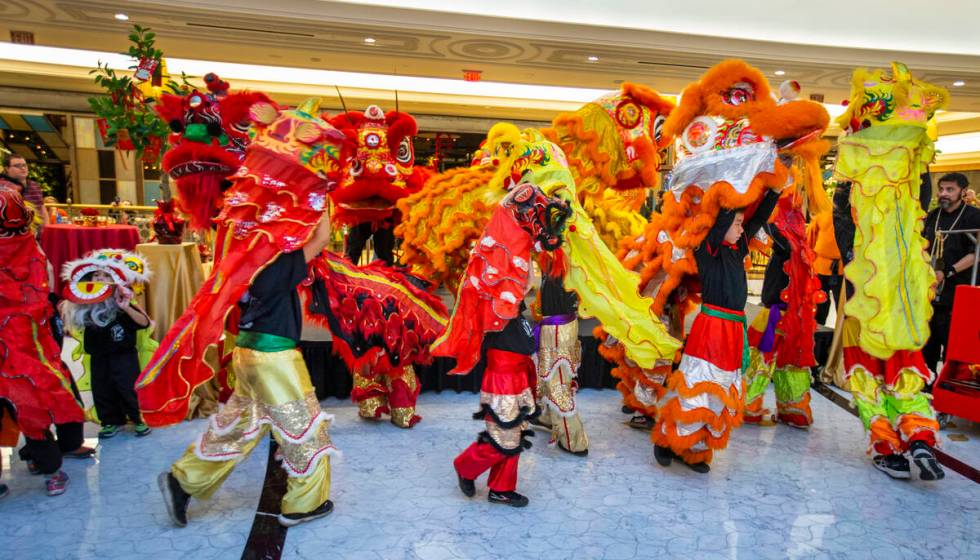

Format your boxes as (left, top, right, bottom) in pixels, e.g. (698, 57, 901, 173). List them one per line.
(364, 37, 376, 44)
(774, 70, 786, 76)
(114, 13, 129, 21)
(953, 80, 966, 87)
(587, 56, 599, 62)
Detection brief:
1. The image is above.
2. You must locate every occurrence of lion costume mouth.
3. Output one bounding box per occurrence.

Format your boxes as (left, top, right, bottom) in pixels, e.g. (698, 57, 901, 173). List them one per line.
(168, 159, 236, 179)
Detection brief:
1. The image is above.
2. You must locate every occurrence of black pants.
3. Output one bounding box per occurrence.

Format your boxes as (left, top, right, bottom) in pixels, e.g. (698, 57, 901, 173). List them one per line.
(0, 401, 76, 476)
(345, 222, 395, 265)
(91, 351, 142, 426)
(922, 305, 952, 373)
(815, 274, 842, 326)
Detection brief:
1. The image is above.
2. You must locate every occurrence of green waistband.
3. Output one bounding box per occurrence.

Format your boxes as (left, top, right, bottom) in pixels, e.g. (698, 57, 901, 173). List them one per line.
(700, 305, 747, 324)
(236, 331, 296, 352)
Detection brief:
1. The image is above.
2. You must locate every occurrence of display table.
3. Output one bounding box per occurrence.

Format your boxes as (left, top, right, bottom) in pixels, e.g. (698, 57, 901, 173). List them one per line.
(136, 242, 205, 341)
(41, 224, 141, 294)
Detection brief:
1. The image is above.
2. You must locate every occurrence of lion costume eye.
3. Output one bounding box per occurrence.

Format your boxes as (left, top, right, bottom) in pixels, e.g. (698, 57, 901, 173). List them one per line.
(396, 136, 414, 165)
(653, 115, 666, 142)
(723, 82, 755, 106)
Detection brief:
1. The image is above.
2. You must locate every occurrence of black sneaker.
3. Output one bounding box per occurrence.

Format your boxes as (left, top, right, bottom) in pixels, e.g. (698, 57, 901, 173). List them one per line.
(627, 415, 654, 431)
(158, 471, 191, 527)
(654, 445, 674, 466)
(872, 454, 911, 480)
(0, 483, 8, 500)
(558, 445, 588, 457)
(278, 499, 334, 527)
(621, 405, 633, 414)
(488, 490, 529, 508)
(909, 442, 945, 481)
(684, 461, 711, 474)
(457, 473, 476, 497)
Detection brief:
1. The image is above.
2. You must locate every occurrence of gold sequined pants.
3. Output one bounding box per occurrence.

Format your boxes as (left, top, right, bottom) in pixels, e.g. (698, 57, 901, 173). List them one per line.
(171, 347, 336, 515)
(352, 364, 421, 428)
(536, 320, 589, 453)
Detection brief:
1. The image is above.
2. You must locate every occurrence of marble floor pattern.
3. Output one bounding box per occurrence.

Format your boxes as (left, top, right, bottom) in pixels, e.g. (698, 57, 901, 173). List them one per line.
(1, 388, 977, 560)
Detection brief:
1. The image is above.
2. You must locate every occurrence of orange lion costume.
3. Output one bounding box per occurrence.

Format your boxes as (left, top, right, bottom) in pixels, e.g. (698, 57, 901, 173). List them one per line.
(602, 61, 829, 469)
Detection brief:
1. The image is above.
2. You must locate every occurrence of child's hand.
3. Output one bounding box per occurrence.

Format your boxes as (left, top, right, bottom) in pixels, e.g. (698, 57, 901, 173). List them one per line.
(114, 284, 133, 307)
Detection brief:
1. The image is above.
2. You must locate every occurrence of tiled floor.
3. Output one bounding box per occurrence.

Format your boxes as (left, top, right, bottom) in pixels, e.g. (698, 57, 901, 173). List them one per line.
(1, 388, 977, 560)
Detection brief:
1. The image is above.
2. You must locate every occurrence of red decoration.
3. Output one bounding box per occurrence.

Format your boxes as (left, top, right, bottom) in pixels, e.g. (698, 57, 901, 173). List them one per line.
(462, 69, 482, 82)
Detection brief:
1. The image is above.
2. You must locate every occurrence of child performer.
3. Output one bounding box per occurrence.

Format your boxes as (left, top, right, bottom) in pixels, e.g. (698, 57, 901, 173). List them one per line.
(653, 186, 782, 473)
(62, 251, 153, 438)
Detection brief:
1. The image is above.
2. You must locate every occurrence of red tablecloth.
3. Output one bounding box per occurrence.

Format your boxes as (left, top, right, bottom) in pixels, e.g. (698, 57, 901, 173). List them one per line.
(41, 224, 141, 294)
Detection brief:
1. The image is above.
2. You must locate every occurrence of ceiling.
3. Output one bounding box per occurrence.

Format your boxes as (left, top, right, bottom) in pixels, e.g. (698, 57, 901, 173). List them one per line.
(1, 0, 979, 165)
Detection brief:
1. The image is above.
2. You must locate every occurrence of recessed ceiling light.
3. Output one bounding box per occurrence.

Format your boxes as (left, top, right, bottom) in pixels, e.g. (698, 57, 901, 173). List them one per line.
(774, 70, 786, 76)
(953, 80, 966, 87)
(587, 56, 599, 62)
(114, 13, 129, 21)
(364, 37, 376, 44)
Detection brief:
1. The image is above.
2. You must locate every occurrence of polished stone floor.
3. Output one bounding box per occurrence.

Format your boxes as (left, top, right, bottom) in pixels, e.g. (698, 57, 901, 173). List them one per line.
(1, 388, 977, 560)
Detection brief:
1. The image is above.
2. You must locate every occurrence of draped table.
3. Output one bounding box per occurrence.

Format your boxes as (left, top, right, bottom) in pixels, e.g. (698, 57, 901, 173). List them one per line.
(41, 224, 141, 294)
(135, 242, 206, 341)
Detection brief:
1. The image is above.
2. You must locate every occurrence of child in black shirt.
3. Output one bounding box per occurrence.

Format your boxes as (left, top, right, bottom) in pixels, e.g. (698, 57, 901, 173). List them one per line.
(83, 272, 152, 438)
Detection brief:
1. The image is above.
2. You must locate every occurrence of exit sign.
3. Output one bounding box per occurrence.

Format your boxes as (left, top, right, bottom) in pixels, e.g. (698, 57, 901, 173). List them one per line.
(10, 30, 35, 44)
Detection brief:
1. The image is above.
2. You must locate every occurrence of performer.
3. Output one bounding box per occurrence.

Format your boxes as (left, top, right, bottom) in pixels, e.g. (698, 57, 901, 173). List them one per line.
(808, 210, 843, 326)
(438, 183, 569, 508)
(531, 273, 589, 456)
(328, 105, 429, 265)
(654, 188, 782, 472)
(744, 190, 827, 428)
(0, 186, 85, 496)
(159, 214, 338, 528)
(61, 249, 154, 438)
(834, 63, 948, 481)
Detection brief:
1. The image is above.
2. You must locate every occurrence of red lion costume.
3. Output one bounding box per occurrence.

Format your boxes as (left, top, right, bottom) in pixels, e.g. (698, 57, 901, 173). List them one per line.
(155, 74, 272, 231)
(0, 187, 84, 440)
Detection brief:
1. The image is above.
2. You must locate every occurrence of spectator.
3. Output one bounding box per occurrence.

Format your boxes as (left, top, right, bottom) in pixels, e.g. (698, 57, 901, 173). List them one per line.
(922, 172, 980, 371)
(43, 196, 69, 224)
(0, 154, 49, 228)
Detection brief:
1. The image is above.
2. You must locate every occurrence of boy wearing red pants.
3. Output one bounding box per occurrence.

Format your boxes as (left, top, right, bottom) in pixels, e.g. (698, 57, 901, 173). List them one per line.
(453, 303, 537, 507)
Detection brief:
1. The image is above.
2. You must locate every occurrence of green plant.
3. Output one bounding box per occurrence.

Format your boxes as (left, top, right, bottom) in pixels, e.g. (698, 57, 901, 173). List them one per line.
(88, 25, 192, 162)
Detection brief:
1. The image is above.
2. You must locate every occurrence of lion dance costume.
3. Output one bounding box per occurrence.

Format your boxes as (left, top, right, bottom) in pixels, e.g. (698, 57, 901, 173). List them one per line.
(0, 187, 84, 492)
(434, 126, 679, 503)
(396, 83, 675, 291)
(325, 105, 438, 426)
(835, 63, 948, 481)
(607, 61, 829, 470)
(328, 104, 430, 264)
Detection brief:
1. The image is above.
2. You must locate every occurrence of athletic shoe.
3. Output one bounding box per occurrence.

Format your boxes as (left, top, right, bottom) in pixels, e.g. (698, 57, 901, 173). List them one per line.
(134, 423, 152, 437)
(684, 461, 711, 474)
(654, 445, 674, 467)
(873, 454, 911, 480)
(26, 460, 40, 475)
(0, 483, 8, 500)
(627, 415, 655, 431)
(488, 490, 529, 508)
(98, 425, 119, 439)
(45, 470, 69, 496)
(621, 405, 634, 414)
(158, 471, 191, 527)
(456, 472, 476, 497)
(63, 446, 96, 459)
(558, 445, 589, 457)
(909, 441, 945, 481)
(278, 499, 334, 527)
